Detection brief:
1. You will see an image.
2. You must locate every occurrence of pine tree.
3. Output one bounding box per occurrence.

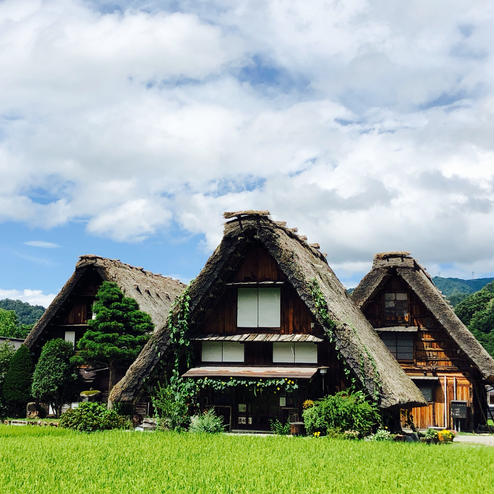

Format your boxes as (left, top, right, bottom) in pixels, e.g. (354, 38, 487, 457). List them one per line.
(73, 282, 153, 396)
(32, 339, 78, 417)
(3, 344, 33, 417)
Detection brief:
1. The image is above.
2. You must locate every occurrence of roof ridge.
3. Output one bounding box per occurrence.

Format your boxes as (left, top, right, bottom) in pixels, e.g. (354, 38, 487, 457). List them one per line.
(77, 254, 184, 284)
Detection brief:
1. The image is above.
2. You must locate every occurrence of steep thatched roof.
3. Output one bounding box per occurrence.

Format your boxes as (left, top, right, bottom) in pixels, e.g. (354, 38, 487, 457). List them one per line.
(24, 255, 186, 350)
(110, 212, 425, 408)
(352, 252, 494, 384)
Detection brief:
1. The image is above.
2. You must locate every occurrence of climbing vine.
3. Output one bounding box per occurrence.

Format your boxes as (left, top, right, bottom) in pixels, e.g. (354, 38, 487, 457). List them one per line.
(167, 287, 192, 371)
(195, 377, 298, 396)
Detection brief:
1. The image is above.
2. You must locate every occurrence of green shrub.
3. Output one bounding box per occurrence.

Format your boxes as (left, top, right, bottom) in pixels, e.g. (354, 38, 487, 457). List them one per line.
(302, 390, 380, 437)
(269, 419, 290, 435)
(31, 339, 78, 417)
(151, 383, 190, 431)
(0, 342, 15, 418)
(59, 402, 130, 432)
(3, 344, 33, 417)
(367, 428, 394, 441)
(424, 428, 439, 441)
(189, 409, 225, 433)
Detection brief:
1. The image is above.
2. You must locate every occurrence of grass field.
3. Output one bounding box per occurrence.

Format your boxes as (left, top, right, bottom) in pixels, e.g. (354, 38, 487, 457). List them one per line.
(0, 426, 492, 494)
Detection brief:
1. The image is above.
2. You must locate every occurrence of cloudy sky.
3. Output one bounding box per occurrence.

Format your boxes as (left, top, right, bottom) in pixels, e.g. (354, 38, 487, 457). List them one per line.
(0, 0, 492, 307)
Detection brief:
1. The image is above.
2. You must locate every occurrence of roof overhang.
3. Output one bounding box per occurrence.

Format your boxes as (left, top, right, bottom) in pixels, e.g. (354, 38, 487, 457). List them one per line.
(375, 326, 419, 333)
(182, 366, 319, 379)
(192, 333, 323, 343)
(410, 376, 440, 381)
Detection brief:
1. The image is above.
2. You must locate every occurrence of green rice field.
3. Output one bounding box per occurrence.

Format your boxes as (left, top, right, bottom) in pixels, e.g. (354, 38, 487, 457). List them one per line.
(0, 426, 492, 494)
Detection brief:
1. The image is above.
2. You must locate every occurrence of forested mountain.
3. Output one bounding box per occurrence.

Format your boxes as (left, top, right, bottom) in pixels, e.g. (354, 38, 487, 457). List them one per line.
(0, 299, 45, 326)
(0, 299, 46, 339)
(454, 281, 494, 358)
(432, 276, 494, 306)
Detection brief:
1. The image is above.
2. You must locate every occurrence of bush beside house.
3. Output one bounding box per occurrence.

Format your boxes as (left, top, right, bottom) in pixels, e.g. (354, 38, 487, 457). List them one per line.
(31, 339, 78, 417)
(3, 344, 33, 417)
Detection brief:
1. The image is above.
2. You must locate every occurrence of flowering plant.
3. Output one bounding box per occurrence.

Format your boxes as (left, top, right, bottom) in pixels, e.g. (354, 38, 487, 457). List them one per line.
(303, 400, 315, 409)
(437, 429, 455, 442)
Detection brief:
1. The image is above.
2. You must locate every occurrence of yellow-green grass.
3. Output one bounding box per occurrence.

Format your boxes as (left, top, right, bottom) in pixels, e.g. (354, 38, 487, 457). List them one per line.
(0, 426, 492, 494)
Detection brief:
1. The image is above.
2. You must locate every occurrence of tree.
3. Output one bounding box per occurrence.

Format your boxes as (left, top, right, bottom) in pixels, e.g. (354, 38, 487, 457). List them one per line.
(3, 345, 33, 417)
(0, 308, 31, 339)
(32, 339, 78, 417)
(73, 282, 153, 396)
(0, 343, 15, 417)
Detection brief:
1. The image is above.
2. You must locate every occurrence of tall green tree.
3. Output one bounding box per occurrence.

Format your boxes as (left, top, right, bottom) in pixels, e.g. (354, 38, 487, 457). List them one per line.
(73, 282, 153, 396)
(32, 339, 78, 417)
(0, 343, 15, 417)
(3, 345, 33, 417)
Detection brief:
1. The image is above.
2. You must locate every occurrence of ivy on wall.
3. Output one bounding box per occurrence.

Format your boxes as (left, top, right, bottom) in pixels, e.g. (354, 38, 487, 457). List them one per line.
(195, 377, 298, 396)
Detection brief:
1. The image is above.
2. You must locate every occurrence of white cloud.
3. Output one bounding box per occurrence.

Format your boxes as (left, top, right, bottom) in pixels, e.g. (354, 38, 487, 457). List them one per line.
(0, 0, 492, 277)
(24, 240, 60, 248)
(0, 288, 55, 307)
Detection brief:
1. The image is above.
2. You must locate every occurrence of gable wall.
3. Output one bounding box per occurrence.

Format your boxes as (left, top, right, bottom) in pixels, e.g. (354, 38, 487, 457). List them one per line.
(36, 269, 103, 352)
(199, 246, 317, 336)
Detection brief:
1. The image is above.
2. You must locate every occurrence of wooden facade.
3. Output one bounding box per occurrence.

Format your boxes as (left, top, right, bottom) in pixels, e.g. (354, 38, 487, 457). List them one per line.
(361, 275, 483, 430)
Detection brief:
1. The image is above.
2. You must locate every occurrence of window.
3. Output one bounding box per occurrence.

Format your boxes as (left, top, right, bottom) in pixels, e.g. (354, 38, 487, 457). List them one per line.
(380, 333, 414, 360)
(201, 342, 244, 362)
(384, 292, 409, 320)
(272, 343, 318, 364)
(237, 287, 280, 328)
(64, 331, 75, 349)
(415, 381, 435, 402)
(488, 392, 494, 406)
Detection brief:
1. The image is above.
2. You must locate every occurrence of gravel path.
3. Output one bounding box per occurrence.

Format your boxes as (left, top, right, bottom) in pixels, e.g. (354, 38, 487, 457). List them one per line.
(454, 434, 494, 446)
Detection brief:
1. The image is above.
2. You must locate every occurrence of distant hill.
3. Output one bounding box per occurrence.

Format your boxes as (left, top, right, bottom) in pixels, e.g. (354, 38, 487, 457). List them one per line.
(0, 299, 45, 326)
(432, 277, 494, 306)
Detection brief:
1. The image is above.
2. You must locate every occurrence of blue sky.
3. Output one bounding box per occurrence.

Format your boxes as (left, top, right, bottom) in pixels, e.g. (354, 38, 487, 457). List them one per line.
(0, 0, 492, 306)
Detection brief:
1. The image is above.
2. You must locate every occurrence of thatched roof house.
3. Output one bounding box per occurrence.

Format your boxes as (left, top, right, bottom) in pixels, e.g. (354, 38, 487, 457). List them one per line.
(110, 212, 425, 410)
(352, 252, 493, 384)
(24, 255, 186, 353)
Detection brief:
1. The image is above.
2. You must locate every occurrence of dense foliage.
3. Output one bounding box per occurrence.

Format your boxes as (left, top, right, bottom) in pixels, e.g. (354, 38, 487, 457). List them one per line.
(2, 345, 33, 416)
(0, 343, 15, 417)
(0, 299, 45, 326)
(31, 339, 78, 417)
(455, 281, 494, 357)
(73, 282, 153, 391)
(0, 426, 492, 494)
(59, 402, 129, 432)
(189, 409, 225, 433)
(151, 382, 192, 431)
(302, 390, 380, 437)
(269, 418, 290, 435)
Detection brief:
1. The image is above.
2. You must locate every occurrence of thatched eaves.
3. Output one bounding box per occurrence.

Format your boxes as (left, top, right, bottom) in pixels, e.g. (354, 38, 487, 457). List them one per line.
(110, 212, 425, 408)
(352, 252, 494, 384)
(24, 255, 185, 350)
